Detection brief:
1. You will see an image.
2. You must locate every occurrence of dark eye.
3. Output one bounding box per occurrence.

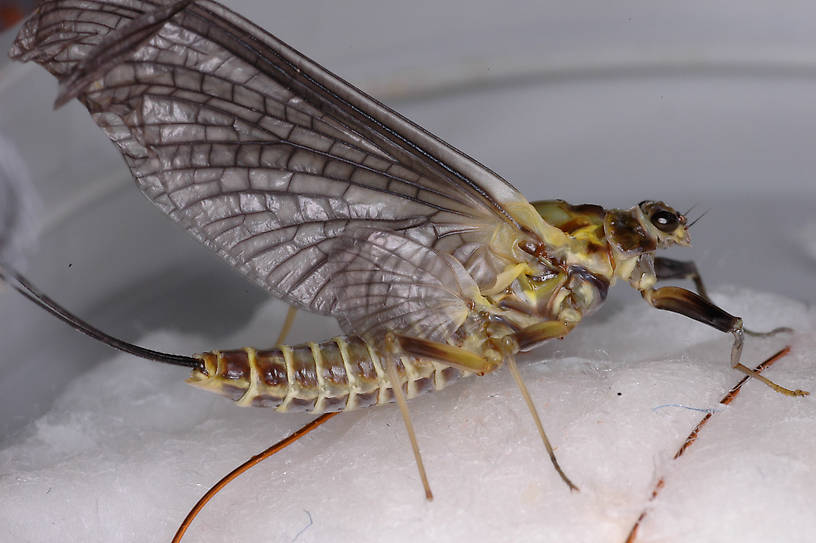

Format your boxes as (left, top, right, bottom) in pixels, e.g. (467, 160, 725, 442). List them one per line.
(651, 210, 679, 232)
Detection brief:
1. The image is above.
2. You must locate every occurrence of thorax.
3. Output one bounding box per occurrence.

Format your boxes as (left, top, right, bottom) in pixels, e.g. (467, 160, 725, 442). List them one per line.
(475, 200, 618, 341)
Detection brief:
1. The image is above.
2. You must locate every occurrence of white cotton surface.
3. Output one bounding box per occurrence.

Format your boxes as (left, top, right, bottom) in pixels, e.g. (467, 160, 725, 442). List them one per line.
(1, 288, 814, 543)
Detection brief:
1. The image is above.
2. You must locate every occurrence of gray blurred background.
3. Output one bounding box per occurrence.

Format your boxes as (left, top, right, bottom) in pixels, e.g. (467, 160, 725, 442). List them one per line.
(0, 0, 814, 438)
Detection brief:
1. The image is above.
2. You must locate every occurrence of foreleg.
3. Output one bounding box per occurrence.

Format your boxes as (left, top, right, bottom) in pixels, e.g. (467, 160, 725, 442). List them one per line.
(654, 257, 790, 338)
(654, 256, 709, 299)
(642, 286, 807, 396)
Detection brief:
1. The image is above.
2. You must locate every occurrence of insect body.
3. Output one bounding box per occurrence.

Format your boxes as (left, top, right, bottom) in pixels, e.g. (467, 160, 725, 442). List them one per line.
(190, 336, 463, 413)
(5, 0, 804, 512)
(189, 199, 690, 409)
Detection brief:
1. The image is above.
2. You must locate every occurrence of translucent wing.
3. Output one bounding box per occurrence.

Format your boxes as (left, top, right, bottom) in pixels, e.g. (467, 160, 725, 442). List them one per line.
(10, 0, 540, 334)
(327, 229, 481, 341)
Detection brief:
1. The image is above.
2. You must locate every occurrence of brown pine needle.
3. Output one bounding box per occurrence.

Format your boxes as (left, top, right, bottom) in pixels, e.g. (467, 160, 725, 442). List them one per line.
(624, 346, 792, 543)
(172, 412, 339, 543)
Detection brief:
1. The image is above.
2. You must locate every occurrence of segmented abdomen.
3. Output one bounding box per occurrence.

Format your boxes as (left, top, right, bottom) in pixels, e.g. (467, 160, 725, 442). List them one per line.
(188, 336, 463, 413)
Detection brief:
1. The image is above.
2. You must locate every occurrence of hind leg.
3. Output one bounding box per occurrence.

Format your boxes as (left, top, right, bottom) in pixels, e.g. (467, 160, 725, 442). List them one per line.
(379, 332, 501, 500)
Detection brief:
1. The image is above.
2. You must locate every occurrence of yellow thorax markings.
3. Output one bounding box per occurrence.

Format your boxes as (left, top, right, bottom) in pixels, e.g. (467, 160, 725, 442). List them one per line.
(482, 199, 615, 303)
(482, 262, 535, 296)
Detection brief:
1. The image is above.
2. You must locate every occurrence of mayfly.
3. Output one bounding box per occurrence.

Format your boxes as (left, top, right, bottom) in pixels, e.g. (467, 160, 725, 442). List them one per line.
(3, 0, 806, 533)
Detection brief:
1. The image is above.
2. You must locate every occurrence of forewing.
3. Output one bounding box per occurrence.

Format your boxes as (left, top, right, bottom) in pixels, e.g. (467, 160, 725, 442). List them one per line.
(10, 0, 533, 325)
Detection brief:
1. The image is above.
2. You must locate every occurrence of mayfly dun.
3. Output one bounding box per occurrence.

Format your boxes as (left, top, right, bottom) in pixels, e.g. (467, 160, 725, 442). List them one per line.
(2, 0, 808, 539)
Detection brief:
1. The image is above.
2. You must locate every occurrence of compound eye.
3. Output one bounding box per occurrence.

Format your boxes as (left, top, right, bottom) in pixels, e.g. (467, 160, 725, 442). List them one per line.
(651, 210, 679, 232)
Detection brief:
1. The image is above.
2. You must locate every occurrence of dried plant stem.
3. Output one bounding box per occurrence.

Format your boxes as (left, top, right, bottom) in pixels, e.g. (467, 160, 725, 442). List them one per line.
(624, 346, 792, 543)
(172, 412, 339, 543)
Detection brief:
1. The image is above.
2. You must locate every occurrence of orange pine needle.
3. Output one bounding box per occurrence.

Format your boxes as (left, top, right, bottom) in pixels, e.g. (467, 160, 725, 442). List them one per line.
(172, 412, 339, 543)
(625, 345, 792, 543)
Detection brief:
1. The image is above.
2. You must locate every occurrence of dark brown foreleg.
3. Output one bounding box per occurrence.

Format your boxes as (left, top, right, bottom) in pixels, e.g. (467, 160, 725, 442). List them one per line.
(654, 257, 709, 299)
(653, 257, 790, 338)
(641, 286, 807, 397)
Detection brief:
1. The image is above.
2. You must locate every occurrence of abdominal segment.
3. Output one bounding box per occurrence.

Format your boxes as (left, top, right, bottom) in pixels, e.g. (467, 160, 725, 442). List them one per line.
(188, 336, 464, 413)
